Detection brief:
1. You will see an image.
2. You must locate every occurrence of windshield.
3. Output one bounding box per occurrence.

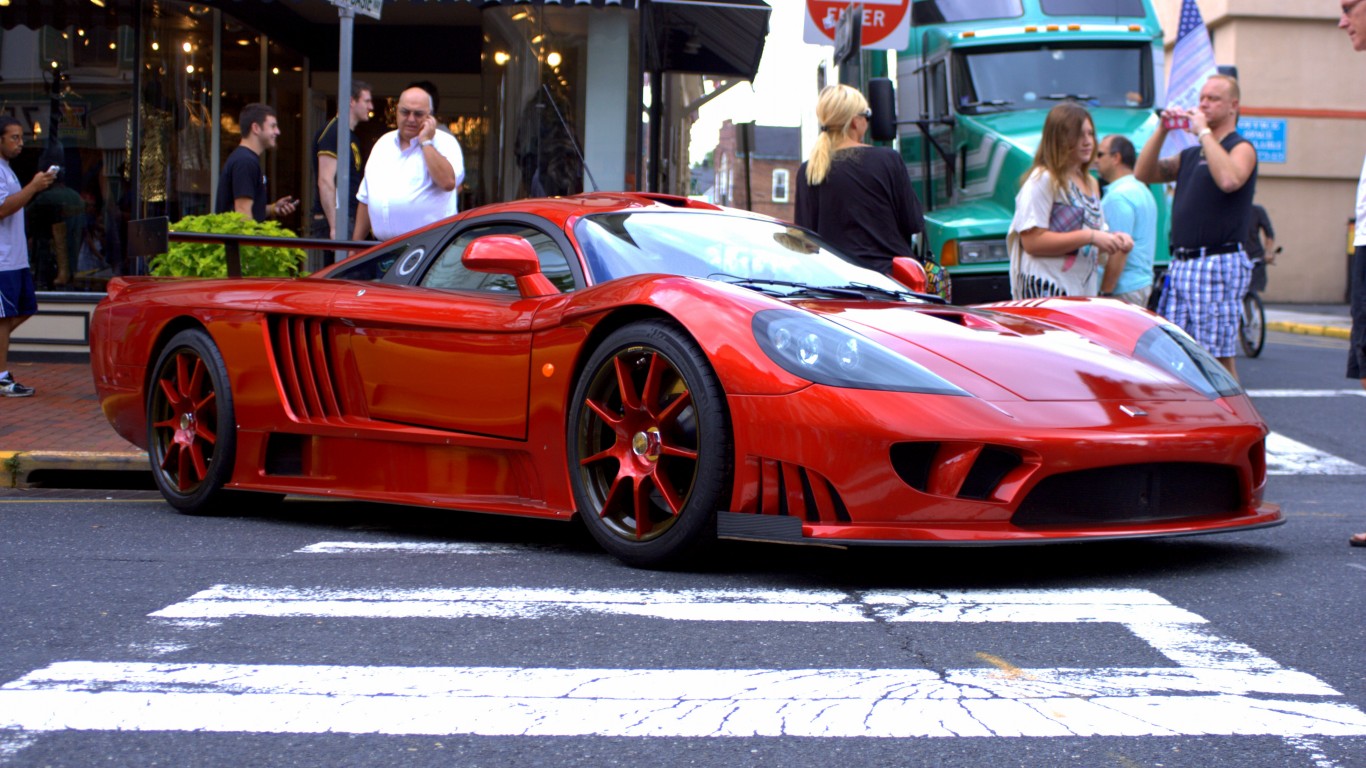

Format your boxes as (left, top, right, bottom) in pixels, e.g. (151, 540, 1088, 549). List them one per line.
(956, 44, 1150, 113)
(574, 211, 910, 294)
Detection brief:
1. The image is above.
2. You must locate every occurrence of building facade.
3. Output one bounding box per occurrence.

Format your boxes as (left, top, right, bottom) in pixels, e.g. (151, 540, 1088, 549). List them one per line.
(711, 120, 801, 220)
(1154, 0, 1365, 303)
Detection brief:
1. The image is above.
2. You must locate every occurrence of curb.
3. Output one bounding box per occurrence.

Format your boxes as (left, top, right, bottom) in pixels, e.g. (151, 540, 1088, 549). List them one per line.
(1, 450, 148, 489)
(1266, 321, 1352, 340)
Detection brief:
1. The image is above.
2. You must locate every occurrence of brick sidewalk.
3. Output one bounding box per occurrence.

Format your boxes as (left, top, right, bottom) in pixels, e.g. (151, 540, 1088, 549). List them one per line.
(0, 357, 141, 455)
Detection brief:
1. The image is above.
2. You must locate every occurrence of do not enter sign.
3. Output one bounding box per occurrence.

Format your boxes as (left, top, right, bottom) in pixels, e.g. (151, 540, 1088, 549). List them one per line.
(804, 0, 911, 51)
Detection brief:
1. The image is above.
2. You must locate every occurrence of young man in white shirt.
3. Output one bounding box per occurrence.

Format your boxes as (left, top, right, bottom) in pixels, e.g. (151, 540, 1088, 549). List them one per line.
(0, 117, 56, 397)
(352, 87, 464, 242)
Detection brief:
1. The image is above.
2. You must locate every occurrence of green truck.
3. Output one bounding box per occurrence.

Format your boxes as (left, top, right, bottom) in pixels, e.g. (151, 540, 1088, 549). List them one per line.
(867, 0, 1171, 304)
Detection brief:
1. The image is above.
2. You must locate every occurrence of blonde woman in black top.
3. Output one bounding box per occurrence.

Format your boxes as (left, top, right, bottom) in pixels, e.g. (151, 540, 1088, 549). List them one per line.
(795, 84, 923, 275)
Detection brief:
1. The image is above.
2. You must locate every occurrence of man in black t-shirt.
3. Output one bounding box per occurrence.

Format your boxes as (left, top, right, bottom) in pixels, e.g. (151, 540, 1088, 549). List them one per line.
(311, 81, 372, 240)
(1136, 74, 1258, 378)
(1245, 203, 1276, 293)
(215, 103, 297, 223)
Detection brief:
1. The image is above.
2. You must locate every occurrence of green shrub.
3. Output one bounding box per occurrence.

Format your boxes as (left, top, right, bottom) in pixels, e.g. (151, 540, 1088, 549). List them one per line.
(150, 212, 308, 278)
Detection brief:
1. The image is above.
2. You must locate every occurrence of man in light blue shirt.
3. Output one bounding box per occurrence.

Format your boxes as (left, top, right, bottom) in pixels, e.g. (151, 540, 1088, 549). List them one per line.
(1096, 134, 1158, 307)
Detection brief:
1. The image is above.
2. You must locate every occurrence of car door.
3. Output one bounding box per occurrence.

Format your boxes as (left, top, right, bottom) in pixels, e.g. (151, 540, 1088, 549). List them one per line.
(327, 222, 578, 440)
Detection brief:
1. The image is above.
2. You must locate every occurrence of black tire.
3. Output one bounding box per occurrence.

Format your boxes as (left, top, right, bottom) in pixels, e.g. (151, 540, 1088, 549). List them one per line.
(567, 319, 732, 568)
(146, 329, 239, 515)
(1239, 291, 1266, 358)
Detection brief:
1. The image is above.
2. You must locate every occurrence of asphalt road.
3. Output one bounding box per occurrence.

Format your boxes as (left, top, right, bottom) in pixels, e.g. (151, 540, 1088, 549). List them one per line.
(0, 330, 1362, 768)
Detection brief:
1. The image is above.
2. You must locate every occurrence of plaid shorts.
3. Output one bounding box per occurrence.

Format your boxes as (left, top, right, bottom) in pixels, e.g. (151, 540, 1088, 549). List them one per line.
(1157, 250, 1252, 359)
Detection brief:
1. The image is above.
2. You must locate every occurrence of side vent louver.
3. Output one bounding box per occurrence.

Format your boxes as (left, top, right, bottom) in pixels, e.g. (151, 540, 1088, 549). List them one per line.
(752, 458, 851, 524)
(269, 316, 348, 421)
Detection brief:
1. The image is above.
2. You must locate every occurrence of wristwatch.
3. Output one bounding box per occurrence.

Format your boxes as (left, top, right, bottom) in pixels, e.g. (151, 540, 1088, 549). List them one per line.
(1197, 128, 1212, 140)
(420, 139, 435, 148)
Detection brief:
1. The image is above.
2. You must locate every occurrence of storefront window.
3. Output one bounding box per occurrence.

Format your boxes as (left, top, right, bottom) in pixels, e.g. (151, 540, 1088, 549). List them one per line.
(140, 3, 307, 241)
(0, 16, 134, 293)
(481, 5, 638, 203)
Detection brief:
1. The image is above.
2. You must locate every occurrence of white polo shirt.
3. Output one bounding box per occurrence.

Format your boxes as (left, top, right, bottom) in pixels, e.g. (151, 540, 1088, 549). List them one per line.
(0, 158, 28, 271)
(357, 129, 465, 241)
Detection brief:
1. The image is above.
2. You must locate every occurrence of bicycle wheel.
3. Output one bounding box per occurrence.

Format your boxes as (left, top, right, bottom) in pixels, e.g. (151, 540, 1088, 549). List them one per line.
(1239, 291, 1266, 358)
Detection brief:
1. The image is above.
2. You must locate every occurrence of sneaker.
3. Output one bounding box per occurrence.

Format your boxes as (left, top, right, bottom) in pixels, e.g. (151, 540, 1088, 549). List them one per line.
(0, 375, 34, 397)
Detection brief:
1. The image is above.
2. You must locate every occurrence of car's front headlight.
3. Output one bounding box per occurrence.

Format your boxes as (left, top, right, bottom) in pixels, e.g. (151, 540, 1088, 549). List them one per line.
(1134, 324, 1243, 398)
(752, 309, 968, 395)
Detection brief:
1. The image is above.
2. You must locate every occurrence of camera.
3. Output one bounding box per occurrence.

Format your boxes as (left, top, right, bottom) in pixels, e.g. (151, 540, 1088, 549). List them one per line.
(1162, 115, 1190, 131)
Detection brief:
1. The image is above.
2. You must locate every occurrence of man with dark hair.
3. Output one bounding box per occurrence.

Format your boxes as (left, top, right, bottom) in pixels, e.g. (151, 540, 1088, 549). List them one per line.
(1245, 203, 1276, 293)
(1096, 133, 1157, 307)
(215, 102, 297, 222)
(0, 116, 56, 397)
(312, 80, 373, 240)
(1136, 74, 1258, 378)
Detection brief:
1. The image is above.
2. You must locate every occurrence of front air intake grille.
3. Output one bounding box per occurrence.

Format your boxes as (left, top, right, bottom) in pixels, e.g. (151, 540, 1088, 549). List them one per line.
(1012, 463, 1241, 527)
(891, 441, 1024, 501)
(268, 316, 348, 421)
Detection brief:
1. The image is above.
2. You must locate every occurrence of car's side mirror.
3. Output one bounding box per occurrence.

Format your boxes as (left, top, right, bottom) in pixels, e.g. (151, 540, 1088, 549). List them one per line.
(890, 256, 927, 293)
(868, 78, 898, 143)
(463, 235, 560, 297)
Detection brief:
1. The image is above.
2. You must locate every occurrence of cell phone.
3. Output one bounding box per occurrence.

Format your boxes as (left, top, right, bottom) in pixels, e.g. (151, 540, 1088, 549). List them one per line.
(47, 165, 61, 175)
(1162, 115, 1190, 131)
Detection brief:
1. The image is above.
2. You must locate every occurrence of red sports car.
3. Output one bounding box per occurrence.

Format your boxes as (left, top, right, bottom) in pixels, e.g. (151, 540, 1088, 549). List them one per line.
(91, 193, 1281, 567)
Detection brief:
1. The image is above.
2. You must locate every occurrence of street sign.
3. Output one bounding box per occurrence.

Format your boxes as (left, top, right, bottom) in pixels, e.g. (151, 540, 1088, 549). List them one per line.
(330, 0, 381, 21)
(1238, 117, 1286, 164)
(804, 0, 910, 52)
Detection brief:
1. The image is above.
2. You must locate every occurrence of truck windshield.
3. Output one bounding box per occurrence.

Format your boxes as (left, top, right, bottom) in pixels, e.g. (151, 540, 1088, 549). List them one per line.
(912, 0, 1022, 24)
(955, 44, 1150, 114)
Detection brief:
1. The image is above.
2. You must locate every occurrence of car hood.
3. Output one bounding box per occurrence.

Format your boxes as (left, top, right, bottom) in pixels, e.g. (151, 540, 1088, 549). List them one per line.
(818, 303, 1208, 402)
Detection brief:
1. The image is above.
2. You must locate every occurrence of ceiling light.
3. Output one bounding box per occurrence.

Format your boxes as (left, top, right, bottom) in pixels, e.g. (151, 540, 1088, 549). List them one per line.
(546, 51, 562, 67)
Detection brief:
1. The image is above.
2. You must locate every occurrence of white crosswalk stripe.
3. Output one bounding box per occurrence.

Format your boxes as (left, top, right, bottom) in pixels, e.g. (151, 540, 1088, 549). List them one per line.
(1, 581, 1363, 739)
(1266, 432, 1366, 475)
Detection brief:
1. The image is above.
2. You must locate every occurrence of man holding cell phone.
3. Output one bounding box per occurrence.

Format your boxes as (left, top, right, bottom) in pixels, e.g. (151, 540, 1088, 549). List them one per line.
(1135, 74, 1258, 379)
(352, 86, 464, 242)
(214, 102, 298, 223)
(0, 116, 56, 397)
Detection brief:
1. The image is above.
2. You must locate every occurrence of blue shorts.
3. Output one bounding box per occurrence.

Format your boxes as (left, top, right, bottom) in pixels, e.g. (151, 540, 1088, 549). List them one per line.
(1157, 250, 1252, 359)
(0, 268, 37, 319)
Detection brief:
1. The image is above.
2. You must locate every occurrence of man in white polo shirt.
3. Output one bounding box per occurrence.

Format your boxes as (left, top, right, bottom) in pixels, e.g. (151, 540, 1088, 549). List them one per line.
(352, 86, 464, 242)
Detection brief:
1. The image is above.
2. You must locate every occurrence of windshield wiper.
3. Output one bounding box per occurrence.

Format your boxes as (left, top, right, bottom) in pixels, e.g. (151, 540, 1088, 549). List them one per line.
(1044, 93, 1094, 102)
(960, 99, 1014, 111)
(708, 274, 867, 300)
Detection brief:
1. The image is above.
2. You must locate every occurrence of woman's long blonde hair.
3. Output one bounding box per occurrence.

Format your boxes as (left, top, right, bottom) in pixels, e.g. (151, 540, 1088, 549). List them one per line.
(805, 84, 869, 186)
(1023, 102, 1098, 198)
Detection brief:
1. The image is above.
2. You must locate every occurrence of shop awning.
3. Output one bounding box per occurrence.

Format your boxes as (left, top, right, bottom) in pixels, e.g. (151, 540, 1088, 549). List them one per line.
(3, 0, 768, 80)
(643, 0, 770, 79)
(0, 0, 137, 31)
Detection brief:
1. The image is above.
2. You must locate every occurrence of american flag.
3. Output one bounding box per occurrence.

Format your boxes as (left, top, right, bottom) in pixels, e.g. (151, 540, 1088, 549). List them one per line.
(1163, 0, 1218, 155)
